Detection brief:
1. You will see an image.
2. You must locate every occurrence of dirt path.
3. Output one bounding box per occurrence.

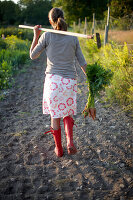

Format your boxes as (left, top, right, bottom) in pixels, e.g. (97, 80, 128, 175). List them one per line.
(0, 54, 133, 200)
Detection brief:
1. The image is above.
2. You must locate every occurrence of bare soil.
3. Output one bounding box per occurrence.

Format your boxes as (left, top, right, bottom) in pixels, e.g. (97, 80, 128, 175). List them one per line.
(0, 54, 133, 200)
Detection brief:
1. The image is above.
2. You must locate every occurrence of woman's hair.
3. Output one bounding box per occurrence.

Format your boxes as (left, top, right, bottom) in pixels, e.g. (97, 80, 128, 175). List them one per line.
(48, 8, 67, 31)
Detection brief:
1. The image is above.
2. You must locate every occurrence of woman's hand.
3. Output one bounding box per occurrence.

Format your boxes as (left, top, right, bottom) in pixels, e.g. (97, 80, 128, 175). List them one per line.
(30, 25, 42, 59)
(34, 25, 42, 38)
(87, 34, 94, 39)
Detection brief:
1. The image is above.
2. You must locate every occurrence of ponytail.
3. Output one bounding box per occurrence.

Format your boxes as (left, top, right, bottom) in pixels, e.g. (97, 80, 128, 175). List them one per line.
(56, 17, 67, 31)
(48, 8, 67, 31)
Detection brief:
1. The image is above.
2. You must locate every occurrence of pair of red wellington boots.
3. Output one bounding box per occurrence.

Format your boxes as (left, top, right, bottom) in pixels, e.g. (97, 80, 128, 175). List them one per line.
(44, 116, 77, 157)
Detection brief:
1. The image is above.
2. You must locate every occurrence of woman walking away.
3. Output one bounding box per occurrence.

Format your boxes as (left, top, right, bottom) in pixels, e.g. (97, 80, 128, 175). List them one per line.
(30, 7, 96, 157)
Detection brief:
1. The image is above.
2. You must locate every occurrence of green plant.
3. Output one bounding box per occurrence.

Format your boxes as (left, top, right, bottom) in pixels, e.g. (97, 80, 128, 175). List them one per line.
(0, 27, 33, 41)
(0, 39, 7, 49)
(0, 34, 30, 90)
(0, 60, 12, 89)
(5, 35, 30, 51)
(83, 62, 113, 117)
(79, 38, 133, 114)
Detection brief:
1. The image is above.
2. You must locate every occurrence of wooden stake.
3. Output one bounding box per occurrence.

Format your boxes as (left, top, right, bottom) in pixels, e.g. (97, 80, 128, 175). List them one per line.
(73, 21, 76, 31)
(78, 18, 81, 31)
(104, 7, 110, 45)
(107, 6, 110, 27)
(84, 17, 87, 34)
(92, 13, 95, 35)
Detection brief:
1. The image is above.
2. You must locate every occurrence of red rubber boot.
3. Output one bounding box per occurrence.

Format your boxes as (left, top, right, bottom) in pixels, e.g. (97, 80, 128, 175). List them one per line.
(63, 116, 77, 155)
(44, 127, 63, 157)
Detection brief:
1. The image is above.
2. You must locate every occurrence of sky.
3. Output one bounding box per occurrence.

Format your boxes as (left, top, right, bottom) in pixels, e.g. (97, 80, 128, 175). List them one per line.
(13, 0, 19, 3)
(1, 0, 19, 3)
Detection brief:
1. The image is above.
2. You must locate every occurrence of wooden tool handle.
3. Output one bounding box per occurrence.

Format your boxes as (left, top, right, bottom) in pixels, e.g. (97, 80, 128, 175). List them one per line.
(19, 25, 90, 38)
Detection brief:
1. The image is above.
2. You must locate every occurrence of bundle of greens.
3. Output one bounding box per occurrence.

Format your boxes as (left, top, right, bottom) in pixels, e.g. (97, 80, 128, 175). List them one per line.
(83, 62, 113, 118)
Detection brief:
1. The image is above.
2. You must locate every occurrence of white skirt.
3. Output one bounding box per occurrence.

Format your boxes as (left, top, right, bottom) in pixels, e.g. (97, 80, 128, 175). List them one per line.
(42, 74, 77, 118)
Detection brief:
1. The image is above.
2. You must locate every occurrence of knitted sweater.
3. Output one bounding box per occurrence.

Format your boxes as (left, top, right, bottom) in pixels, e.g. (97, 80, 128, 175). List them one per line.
(30, 32, 87, 79)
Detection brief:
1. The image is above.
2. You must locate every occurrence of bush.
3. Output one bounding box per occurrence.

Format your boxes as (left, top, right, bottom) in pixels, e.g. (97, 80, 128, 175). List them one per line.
(0, 61, 12, 89)
(79, 38, 133, 113)
(5, 35, 30, 50)
(0, 35, 30, 90)
(0, 27, 33, 41)
(0, 38, 7, 49)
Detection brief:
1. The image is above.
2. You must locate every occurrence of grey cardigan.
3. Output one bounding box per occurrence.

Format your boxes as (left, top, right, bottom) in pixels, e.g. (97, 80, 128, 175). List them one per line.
(30, 32, 87, 79)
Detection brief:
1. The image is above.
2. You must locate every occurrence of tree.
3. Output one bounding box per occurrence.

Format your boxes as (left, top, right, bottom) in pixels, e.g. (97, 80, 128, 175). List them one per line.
(0, 0, 21, 25)
(18, 0, 52, 25)
(110, 0, 133, 18)
(52, 0, 108, 23)
(0, 0, 52, 26)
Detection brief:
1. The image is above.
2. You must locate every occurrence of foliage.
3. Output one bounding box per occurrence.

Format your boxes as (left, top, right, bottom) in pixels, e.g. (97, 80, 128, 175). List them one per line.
(0, 38, 7, 49)
(110, 16, 133, 30)
(53, 0, 108, 24)
(104, 0, 133, 30)
(110, 0, 133, 18)
(0, 0, 133, 29)
(83, 62, 113, 117)
(19, 0, 52, 25)
(0, 0, 52, 26)
(79, 38, 133, 113)
(0, 35, 30, 90)
(0, 60, 12, 89)
(0, 27, 33, 41)
(0, 0, 21, 25)
(86, 63, 113, 97)
(5, 35, 30, 51)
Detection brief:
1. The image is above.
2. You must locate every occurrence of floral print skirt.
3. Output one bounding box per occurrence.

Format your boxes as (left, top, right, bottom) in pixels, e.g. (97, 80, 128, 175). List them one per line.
(42, 74, 77, 118)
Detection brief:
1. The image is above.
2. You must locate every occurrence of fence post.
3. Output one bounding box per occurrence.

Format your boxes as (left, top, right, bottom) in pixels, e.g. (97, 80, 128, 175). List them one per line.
(78, 18, 81, 31)
(84, 17, 87, 34)
(104, 25, 108, 45)
(92, 13, 95, 35)
(73, 21, 76, 31)
(104, 6, 110, 45)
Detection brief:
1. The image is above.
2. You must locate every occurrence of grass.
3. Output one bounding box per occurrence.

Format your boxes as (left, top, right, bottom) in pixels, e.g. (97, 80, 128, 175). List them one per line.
(108, 30, 133, 49)
(70, 24, 133, 49)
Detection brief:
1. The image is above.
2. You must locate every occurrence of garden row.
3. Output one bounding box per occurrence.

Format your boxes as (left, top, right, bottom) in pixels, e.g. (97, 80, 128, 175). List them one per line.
(0, 27, 32, 90)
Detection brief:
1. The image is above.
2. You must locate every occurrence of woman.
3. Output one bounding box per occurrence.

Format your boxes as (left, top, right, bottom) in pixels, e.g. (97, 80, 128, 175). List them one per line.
(30, 7, 96, 157)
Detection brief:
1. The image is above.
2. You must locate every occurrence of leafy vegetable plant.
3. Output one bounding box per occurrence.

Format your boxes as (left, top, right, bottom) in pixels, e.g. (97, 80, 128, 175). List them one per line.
(0, 35, 30, 90)
(83, 62, 113, 118)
